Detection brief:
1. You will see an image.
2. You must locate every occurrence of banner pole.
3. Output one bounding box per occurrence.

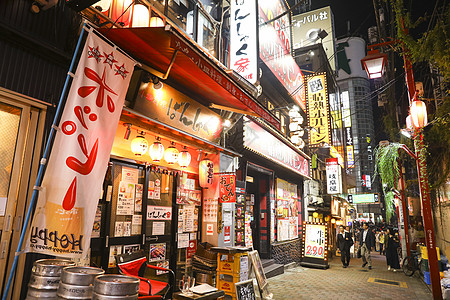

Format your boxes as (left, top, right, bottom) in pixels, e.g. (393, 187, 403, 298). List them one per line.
(1, 25, 87, 300)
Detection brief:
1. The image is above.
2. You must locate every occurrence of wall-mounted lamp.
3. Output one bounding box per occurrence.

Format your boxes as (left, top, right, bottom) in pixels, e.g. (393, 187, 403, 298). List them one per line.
(123, 123, 132, 140)
(152, 76, 163, 90)
(223, 119, 232, 128)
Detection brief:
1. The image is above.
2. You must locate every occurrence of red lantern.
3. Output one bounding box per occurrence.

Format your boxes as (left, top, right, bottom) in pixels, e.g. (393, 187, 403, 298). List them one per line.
(149, 140, 164, 162)
(199, 159, 214, 188)
(178, 147, 191, 168)
(410, 100, 428, 129)
(111, 0, 132, 27)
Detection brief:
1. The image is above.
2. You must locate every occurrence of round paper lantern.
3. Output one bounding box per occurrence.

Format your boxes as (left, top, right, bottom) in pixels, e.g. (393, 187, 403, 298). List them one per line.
(410, 100, 428, 129)
(131, 4, 149, 27)
(324, 216, 330, 222)
(199, 159, 214, 188)
(150, 16, 164, 27)
(331, 218, 336, 224)
(178, 147, 191, 168)
(312, 212, 318, 218)
(149, 141, 164, 162)
(131, 135, 148, 156)
(164, 145, 179, 164)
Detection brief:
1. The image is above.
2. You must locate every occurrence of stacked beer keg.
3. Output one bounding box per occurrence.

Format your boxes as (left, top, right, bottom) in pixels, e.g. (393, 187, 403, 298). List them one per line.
(57, 266, 105, 299)
(92, 275, 140, 300)
(27, 259, 75, 300)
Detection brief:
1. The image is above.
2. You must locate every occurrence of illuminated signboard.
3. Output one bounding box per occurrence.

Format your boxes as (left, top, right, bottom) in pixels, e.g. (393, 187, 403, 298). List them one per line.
(259, 0, 306, 111)
(341, 91, 351, 127)
(330, 145, 344, 168)
(352, 193, 379, 204)
(306, 73, 331, 147)
(304, 223, 327, 259)
(326, 157, 341, 194)
(135, 82, 222, 142)
(243, 117, 310, 178)
(292, 6, 337, 71)
(230, 0, 258, 83)
(347, 145, 355, 168)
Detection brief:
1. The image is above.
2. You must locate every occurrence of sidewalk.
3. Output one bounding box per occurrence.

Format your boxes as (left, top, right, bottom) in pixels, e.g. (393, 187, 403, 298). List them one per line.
(267, 253, 433, 299)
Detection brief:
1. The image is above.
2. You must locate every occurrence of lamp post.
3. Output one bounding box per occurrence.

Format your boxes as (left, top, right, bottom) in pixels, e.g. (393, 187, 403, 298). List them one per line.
(362, 43, 442, 300)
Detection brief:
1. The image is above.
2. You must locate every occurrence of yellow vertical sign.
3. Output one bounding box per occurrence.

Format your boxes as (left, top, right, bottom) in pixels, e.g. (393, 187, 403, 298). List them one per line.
(306, 74, 331, 147)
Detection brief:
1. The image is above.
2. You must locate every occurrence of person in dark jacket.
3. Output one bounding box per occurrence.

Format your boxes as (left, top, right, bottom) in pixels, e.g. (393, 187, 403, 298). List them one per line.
(337, 225, 353, 267)
(359, 223, 375, 269)
(385, 228, 401, 271)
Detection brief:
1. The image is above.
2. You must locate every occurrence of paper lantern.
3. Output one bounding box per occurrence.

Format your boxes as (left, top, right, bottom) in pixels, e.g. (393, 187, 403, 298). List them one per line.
(199, 159, 214, 188)
(331, 218, 336, 224)
(149, 16, 164, 27)
(178, 147, 191, 168)
(149, 141, 164, 162)
(131, 135, 148, 156)
(312, 212, 318, 218)
(111, 0, 132, 27)
(410, 100, 428, 129)
(131, 4, 149, 27)
(361, 49, 387, 79)
(324, 216, 330, 222)
(164, 145, 179, 164)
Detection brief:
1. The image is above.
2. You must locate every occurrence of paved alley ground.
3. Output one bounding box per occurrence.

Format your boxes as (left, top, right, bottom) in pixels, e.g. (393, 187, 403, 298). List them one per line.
(267, 253, 432, 300)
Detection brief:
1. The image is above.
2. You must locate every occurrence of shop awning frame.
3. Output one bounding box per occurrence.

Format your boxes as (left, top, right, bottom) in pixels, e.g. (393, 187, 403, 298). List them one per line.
(122, 107, 241, 158)
(98, 25, 280, 130)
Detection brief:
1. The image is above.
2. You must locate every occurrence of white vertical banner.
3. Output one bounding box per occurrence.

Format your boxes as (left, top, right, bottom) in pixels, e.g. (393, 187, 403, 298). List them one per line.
(26, 29, 135, 257)
(230, 0, 258, 83)
(326, 158, 341, 194)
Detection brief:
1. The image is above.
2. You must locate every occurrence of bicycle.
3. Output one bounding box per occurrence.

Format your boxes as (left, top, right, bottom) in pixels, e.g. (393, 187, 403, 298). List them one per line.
(402, 250, 423, 276)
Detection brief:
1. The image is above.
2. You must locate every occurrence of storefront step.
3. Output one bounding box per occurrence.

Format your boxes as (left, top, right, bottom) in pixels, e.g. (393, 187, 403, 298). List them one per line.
(261, 260, 284, 279)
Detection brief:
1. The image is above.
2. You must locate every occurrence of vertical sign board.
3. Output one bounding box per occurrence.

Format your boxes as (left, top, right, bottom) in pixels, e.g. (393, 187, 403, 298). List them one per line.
(306, 74, 331, 147)
(259, 0, 306, 111)
(219, 174, 236, 203)
(230, 0, 258, 83)
(341, 90, 355, 168)
(26, 30, 134, 257)
(292, 6, 337, 71)
(326, 158, 341, 194)
(301, 222, 328, 268)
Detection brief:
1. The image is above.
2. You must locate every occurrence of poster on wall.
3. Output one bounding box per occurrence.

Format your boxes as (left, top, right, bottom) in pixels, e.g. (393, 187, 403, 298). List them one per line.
(117, 181, 135, 215)
(92, 205, 102, 238)
(122, 166, 138, 183)
(135, 184, 143, 212)
(203, 198, 218, 222)
(108, 245, 122, 268)
(244, 212, 253, 247)
(177, 179, 201, 205)
(156, 260, 169, 275)
(304, 223, 326, 259)
(149, 243, 166, 261)
(219, 174, 236, 203)
(147, 205, 172, 220)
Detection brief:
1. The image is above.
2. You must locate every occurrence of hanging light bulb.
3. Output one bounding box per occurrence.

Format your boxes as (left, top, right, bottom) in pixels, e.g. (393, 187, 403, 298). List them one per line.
(178, 146, 191, 168)
(164, 142, 179, 164)
(131, 133, 148, 156)
(149, 137, 164, 162)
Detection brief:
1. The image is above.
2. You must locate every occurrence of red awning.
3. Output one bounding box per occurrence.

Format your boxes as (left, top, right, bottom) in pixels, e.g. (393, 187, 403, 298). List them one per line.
(98, 26, 280, 129)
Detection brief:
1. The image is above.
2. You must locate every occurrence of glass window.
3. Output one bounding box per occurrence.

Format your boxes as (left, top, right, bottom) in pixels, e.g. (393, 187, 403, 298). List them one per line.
(198, 12, 216, 54)
(0, 103, 21, 199)
(168, 0, 196, 38)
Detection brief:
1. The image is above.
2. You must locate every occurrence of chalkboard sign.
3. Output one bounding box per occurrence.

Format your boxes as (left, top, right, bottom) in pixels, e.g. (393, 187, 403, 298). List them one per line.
(235, 279, 259, 300)
(248, 250, 267, 289)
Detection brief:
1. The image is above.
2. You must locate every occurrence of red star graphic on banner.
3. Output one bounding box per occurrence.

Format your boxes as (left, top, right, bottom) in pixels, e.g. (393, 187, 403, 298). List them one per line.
(114, 63, 129, 79)
(103, 51, 117, 68)
(88, 46, 103, 63)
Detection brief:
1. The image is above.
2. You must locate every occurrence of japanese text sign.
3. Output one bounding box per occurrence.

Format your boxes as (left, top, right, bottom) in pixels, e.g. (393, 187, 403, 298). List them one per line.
(147, 205, 172, 220)
(243, 117, 310, 178)
(304, 223, 326, 259)
(135, 81, 223, 142)
(306, 74, 331, 147)
(27, 29, 134, 257)
(219, 174, 236, 203)
(326, 158, 341, 194)
(230, 0, 258, 83)
(259, 0, 306, 111)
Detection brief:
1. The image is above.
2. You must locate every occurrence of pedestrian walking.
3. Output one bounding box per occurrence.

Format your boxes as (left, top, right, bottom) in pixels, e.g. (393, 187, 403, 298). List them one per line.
(375, 231, 381, 252)
(337, 225, 353, 268)
(359, 223, 375, 270)
(379, 230, 386, 255)
(385, 228, 401, 271)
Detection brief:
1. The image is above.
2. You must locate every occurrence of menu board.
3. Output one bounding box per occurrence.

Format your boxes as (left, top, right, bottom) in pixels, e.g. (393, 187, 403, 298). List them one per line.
(117, 181, 135, 215)
(235, 279, 259, 300)
(235, 182, 245, 246)
(304, 223, 326, 259)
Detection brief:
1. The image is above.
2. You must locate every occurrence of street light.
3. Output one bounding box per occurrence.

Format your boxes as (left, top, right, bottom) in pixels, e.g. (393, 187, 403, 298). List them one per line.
(361, 49, 388, 79)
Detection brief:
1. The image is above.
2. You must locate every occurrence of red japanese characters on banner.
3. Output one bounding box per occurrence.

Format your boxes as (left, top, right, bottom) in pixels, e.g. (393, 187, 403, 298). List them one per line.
(219, 174, 236, 203)
(26, 29, 135, 257)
